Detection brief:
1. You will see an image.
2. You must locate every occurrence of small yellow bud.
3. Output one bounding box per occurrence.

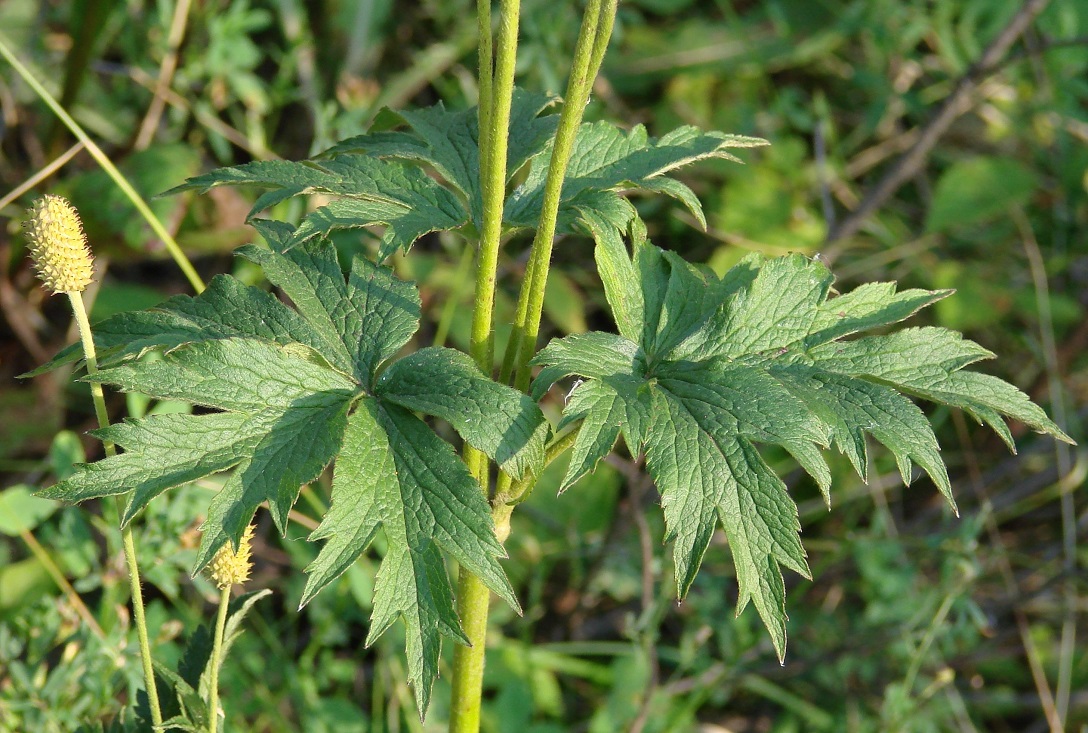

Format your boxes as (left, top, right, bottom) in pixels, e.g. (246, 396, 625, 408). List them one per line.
(24, 195, 94, 294)
(208, 524, 255, 590)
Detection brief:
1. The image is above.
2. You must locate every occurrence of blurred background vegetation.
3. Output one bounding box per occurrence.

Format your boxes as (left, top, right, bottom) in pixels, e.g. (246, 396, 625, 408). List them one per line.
(1, 0, 1086, 731)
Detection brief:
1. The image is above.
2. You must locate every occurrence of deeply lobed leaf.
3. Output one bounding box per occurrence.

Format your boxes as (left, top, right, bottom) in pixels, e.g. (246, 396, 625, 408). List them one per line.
(533, 235, 1073, 658)
(162, 91, 761, 260)
(39, 232, 546, 715)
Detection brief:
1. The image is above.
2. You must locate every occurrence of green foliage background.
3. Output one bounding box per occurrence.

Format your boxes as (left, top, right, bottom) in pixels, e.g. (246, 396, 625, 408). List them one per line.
(1, 0, 1085, 730)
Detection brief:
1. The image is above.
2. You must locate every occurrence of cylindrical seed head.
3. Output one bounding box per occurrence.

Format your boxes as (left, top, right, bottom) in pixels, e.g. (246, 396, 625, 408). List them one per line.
(24, 195, 94, 294)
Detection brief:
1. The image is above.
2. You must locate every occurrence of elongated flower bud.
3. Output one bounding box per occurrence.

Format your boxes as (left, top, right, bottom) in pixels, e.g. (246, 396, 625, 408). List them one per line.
(24, 195, 94, 294)
(208, 524, 255, 590)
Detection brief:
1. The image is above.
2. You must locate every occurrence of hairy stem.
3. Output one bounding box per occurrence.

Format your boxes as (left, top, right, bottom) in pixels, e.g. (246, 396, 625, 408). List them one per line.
(494, 0, 616, 503)
(468, 0, 521, 375)
(207, 586, 231, 733)
(476, 0, 493, 178)
(499, 0, 617, 390)
(450, 1, 522, 730)
(68, 292, 162, 726)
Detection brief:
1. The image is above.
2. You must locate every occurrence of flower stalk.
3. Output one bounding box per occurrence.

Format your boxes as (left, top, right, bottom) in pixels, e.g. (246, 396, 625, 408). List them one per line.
(24, 195, 163, 726)
(206, 523, 255, 733)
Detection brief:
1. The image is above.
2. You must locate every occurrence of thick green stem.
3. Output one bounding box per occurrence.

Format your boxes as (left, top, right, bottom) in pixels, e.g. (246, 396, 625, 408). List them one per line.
(452, 2, 617, 728)
(450, 1, 522, 731)
(69, 292, 163, 726)
(0, 37, 206, 295)
(476, 0, 493, 179)
(448, 570, 493, 731)
(207, 586, 231, 733)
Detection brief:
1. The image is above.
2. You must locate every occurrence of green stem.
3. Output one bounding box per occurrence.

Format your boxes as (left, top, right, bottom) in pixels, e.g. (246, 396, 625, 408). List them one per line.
(0, 36, 206, 295)
(499, 0, 616, 391)
(208, 586, 231, 733)
(494, 0, 616, 500)
(476, 0, 493, 182)
(448, 569, 493, 731)
(450, 2, 522, 731)
(468, 0, 521, 374)
(493, 427, 581, 539)
(68, 292, 163, 726)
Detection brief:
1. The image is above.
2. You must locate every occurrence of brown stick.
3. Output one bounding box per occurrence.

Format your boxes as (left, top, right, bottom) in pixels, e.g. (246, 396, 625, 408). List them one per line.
(826, 0, 1053, 244)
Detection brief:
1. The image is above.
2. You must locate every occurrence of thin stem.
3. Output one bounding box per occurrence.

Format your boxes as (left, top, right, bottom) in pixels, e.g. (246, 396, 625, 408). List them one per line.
(0, 141, 85, 212)
(0, 36, 206, 294)
(500, 0, 616, 393)
(68, 292, 163, 726)
(134, 0, 193, 149)
(824, 0, 1053, 244)
(207, 586, 231, 733)
(494, 0, 616, 501)
(20, 527, 108, 641)
(469, 0, 521, 374)
(1016, 209, 1076, 727)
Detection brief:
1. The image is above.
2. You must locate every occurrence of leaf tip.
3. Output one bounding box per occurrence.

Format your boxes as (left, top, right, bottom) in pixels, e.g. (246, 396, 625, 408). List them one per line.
(34, 483, 68, 503)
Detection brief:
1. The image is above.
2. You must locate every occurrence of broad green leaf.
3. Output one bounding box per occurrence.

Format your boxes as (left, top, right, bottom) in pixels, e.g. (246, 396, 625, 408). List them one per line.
(773, 366, 949, 504)
(39, 238, 543, 717)
(580, 210, 643, 342)
(322, 89, 560, 225)
(21, 273, 333, 377)
(40, 411, 271, 523)
(84, 337, 356, 413)
(533, 236, 1072, 659)
(808, 328, 1073, 450)
(531, 332, 644, 401)
(557, 376, 651, 490)
(645, 385, 807, 656)
(162, 91, 757, 259)
(166, 91, 560, 256)
(236, 239, 421, 385)
(194, 390, 353, 571)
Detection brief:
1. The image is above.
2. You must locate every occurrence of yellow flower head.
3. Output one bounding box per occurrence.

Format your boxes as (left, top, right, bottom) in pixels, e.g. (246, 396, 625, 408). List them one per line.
(208, 524, 256, 590)
(24, 195, 94, 294)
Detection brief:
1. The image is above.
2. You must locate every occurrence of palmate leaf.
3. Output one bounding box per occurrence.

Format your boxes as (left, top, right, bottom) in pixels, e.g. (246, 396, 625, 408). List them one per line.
(532, 233, 1073, 658)
(40, 232, 546, 715)
(506, 121, 767, 239)
(162, 90, 761, 259)
(165, 155, 468, 259)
